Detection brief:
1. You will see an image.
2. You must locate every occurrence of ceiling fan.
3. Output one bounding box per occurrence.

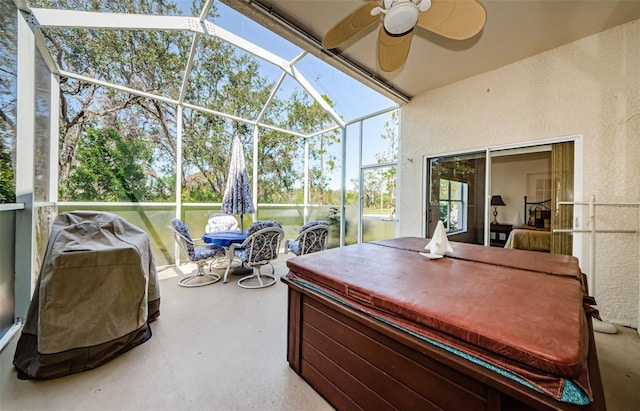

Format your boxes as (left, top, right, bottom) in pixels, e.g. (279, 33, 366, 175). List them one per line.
(322, 0, 487, 72)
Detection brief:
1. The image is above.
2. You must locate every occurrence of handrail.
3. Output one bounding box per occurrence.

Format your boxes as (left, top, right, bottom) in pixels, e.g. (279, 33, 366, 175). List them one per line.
(554, 228, 639, 234)
(558, 200, 640, 207)
(0, 203, 25, 211)
(554, 195, 640, 334)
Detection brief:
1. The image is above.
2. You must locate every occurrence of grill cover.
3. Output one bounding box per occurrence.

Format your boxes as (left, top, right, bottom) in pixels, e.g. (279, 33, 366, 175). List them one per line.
(13, 211, 160, 379)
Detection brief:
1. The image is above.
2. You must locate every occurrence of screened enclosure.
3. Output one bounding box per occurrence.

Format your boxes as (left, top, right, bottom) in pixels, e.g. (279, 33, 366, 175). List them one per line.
(0, 0, 400, 338)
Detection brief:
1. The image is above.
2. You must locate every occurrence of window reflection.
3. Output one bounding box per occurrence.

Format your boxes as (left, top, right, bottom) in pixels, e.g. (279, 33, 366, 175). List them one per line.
(428, 152, 486, 245)
(34, 50, 51, 202)
(0, 0, 17, 203)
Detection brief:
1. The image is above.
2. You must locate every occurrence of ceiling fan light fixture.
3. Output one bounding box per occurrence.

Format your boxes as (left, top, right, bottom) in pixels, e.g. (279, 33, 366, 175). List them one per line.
(383, 2, 419, 35)
(323, 0, 486, 72)
(417, 0, 432, 13)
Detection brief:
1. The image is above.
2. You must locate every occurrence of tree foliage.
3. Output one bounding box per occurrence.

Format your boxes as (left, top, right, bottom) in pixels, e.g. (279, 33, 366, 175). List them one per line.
(0, 141, 15, 203)
(0, 0, 17, 203)
(64, 128, 155, 201)
(32, 0, 343, 204)
(362, 111, 399, 215)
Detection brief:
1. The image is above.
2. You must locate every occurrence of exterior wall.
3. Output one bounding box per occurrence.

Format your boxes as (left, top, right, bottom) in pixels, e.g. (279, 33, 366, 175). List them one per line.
(399, 20, 640, 328)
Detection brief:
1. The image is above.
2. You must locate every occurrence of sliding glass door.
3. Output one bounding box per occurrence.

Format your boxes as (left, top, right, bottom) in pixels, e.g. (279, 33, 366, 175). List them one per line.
(426, 152, 486, 245)
(426, 141, 575, 254)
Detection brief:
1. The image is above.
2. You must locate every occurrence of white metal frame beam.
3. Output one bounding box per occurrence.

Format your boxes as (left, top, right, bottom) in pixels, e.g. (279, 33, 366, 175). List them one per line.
(14, 6, 37, 321)
(289, 64, 345, 128)
(30, 8, 193, 31)
(60, 70, 179, 105)
(28, 6, 346, 134)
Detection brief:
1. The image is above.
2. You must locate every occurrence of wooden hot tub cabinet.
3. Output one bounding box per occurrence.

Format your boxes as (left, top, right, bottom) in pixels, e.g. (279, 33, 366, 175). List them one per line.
(282, 239, 605, 411)
(283, 279, 604, 411)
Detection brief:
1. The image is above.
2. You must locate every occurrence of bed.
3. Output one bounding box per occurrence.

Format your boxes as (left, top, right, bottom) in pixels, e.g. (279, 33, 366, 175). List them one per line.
(505, 196, 552, 252)
(282, 238, 605, 410)
(523, 196, 552, 229)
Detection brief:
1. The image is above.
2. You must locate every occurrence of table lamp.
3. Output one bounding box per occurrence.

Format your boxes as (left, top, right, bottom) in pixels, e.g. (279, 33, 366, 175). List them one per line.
(490, 195, 506, 224)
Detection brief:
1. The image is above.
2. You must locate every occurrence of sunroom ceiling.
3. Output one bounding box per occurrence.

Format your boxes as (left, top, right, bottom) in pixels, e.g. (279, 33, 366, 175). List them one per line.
(22, 0, 398, 137)
(221, 0, 640, 102)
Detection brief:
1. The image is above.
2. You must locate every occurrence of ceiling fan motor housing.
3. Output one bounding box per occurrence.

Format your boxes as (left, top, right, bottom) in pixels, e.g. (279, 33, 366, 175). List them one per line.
(383, 2, 419, 34)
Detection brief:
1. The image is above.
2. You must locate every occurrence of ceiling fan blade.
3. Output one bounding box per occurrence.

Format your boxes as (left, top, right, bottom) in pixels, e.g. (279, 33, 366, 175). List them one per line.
(322, 1, 380, 49)
(416, 0, 487, 40)
(377, 26, 414, 72)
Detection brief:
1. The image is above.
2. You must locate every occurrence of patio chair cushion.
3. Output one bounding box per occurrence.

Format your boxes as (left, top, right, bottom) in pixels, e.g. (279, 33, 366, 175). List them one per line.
(247, 220, 282, 235)
(194, 246, 225, 260)
(171, 218, 225, 260)
(171, 218, 196, 259)
(286, 221, 329, 256)
(205, 213, 239, 232)
(233, 220, 283, 263)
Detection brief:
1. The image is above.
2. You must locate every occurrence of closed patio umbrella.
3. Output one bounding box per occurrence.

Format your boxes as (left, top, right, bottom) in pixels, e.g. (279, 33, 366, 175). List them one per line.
(221, 135, 255, 231)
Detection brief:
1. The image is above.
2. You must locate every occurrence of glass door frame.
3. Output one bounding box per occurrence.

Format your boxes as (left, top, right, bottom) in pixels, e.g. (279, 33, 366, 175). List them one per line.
(423, 134, 583, 255)
(425, 151, 487, 245)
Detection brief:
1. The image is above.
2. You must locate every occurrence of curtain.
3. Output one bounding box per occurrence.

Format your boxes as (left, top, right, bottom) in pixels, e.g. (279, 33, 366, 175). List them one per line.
(550, 141, 574, 255)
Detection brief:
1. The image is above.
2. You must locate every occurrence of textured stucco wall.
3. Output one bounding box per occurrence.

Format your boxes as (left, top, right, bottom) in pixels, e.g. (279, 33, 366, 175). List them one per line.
(399, 20, 640, 328)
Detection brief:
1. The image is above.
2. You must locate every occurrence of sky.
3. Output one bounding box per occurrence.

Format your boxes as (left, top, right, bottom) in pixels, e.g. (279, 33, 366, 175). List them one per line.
(175, 0, 397, 124)
(172, 0, 399, 191)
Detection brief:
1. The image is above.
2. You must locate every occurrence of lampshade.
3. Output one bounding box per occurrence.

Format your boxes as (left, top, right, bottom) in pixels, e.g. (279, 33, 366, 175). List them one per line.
(490, 195, 506, 206)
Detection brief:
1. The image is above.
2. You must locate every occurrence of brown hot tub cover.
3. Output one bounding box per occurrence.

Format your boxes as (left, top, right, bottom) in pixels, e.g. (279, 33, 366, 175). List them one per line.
(13, 211, 160, 379)
(285, 238, 594, 404)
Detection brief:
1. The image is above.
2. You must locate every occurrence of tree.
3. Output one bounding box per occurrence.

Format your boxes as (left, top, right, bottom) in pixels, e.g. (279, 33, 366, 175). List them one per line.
(362, 110, 399, 214)
(0, 0, 17, 203)
(33, 0, 187, 199)
(64, 128, 153, 201)
(33, 0, 342, 204)
(0, 141, 15, 203)
(180, 31, 274, 202)
(292, 93, 340, 205)
(256, 127, 301, 203)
